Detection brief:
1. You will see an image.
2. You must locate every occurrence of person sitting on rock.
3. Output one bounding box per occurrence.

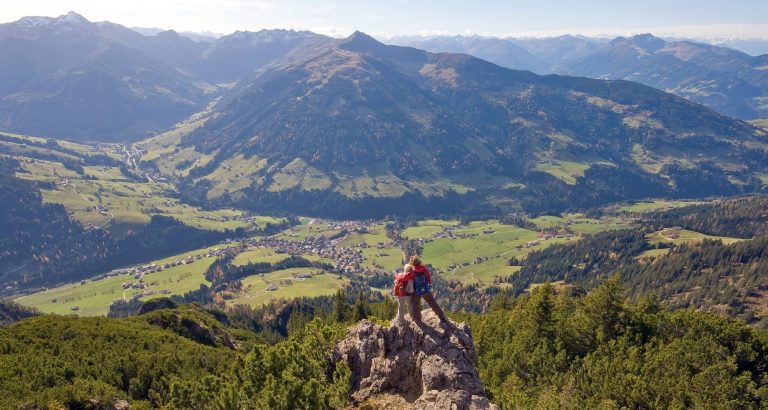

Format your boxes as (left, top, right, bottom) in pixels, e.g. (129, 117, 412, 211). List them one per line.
(393, 263, 415, 324)
(407, 255, 448, 325)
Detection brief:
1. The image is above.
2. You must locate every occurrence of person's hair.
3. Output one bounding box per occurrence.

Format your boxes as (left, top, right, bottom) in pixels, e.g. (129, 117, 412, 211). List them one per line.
(403, 263, 413, 272)
(409, 255, 422, 266)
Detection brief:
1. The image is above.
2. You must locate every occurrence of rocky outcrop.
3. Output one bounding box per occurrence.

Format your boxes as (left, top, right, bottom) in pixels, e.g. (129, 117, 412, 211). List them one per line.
(0, 299, 38, 327)
(330, 310, 498, 410)
(142, 308, 239, 349)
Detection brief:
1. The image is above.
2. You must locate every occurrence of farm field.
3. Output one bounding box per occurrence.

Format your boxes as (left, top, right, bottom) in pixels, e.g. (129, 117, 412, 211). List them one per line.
(616, 199, 703, 213)
(646, 229, 744, 246)
(402, 220, 459, 239)
(228, 268, 348, 307)
(14, 257, 215, 316)
(12, 208, 637, 314)
(443, 259, 521, 286)
(637, 248, 673, 260)
(637, 229, 745, 259)
(359, 246, 403, 272)
(3, 133, 283, 232)
(339, 224, 390, 247)
(233, 247, 335, 267)
(422, 221, 570, 270)
(528, 215, 629, 233)
(271, 220, 342, 241)
(534, 159, 590, 185)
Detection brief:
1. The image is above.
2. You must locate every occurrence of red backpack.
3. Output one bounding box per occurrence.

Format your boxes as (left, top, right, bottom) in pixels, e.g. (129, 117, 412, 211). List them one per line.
(393, 272, 412, 297)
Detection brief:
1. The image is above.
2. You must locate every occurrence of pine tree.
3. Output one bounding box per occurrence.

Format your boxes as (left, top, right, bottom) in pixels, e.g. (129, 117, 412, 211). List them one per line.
(332, 290, 349, 323)
(354, 290, 369, 321)
(581, 273, 627, 343)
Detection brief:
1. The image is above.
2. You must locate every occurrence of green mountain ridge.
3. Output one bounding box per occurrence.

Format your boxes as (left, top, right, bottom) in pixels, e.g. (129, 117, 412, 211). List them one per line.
(154, 32, 768, 217)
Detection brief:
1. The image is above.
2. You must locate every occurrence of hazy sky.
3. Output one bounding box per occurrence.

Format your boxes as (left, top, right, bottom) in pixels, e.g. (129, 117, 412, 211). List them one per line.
(2, 0, 768, 39)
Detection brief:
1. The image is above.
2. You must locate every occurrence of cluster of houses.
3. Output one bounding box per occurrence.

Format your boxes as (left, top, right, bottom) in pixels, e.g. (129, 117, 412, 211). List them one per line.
(324, 220, 371, 232)
(244, 234, 372, 273)
(86, 204, 109, 215)
(407, 223, 504, 249)
(98, 246, 243, 306)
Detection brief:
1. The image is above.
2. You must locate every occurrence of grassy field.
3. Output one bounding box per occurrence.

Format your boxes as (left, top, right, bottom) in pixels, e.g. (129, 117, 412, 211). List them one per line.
(11, 152, 281, 232)
(232, 247, 335, 267)
(13, 241, 241, 316)
(137, 113, 215, 177)
(535, 159, 590, 185)
(14, 257, 214, 316)
(13, 209, 638, 312)
(338, 224, 390, 247)
(333, 224, 402, 271)
(637, 229, 744, 260)
(402, 219, 459, 239)
(418, 218, 636, 287)
(268, 158, 333, 192)
(617, 200, 703, 213)
(422, 221, 563, 270)
(529, 215, 628, 233)
(529, 215, 568, 228)
(646, 229, 743, 246)
(360, 246, 403, 272)
(232, 248, 288, 266)
(271, 221, 342, 241)
(442, 259, 521, 286)
(201, 154, 268, 198)
(228, 268, 348, 307)
(636, 248, 673, 260)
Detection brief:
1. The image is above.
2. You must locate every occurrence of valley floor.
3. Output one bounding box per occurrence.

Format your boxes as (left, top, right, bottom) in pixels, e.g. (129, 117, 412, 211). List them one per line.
(14, 199, 723, 317)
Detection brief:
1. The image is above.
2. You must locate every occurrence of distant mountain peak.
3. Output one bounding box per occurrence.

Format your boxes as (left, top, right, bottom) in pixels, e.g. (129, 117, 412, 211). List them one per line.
(220, 29, 318, 45)
(58, 11, 90, 25)
(625, 33, 666, 51)
(339, 30, 385, 52)
(16, 15, 54, 27)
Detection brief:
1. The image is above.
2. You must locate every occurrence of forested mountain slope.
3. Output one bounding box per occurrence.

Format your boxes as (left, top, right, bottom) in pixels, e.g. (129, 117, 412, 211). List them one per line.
(166, 32, 768, 217)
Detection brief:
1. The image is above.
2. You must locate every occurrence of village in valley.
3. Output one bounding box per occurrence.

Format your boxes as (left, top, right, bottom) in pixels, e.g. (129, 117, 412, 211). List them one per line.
(2, 131, 704, 315)
(2, 130, 708, 317)
(13, 210, 655, 317)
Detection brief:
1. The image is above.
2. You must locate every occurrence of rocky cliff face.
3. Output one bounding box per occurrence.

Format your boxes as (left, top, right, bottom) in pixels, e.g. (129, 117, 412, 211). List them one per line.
(330, 310, 498, 410)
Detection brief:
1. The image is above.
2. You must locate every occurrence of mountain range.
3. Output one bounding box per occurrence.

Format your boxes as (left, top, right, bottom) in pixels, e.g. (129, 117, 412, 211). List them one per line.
(0, 12, 329, 141)
(0, 13, 767, 217)
(392, 33, 768, 120)
(145, 32, 768, 217)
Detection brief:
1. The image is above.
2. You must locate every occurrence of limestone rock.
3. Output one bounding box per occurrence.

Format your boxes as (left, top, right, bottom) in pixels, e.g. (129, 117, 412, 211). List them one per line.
(331, 310, 498, 410)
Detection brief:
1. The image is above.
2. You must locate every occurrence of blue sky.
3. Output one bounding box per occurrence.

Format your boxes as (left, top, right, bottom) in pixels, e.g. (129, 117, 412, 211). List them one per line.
(2, 0, 767, 39)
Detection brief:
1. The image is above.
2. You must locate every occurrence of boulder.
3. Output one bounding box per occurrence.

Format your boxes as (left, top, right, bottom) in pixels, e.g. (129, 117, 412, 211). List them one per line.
(330, 310, 498, 409)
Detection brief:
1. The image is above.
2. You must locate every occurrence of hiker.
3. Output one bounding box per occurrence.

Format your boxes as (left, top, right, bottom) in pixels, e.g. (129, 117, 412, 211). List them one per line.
(393, 263, 415, 324)
(407, 255, 448, 324)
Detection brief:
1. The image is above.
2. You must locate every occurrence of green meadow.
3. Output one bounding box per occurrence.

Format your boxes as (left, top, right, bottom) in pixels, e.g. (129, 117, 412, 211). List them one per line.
(11, 149, 280, 232)
(402, 219, 459, 239)
(646, 228, 743, 246)
(422, 221, 568, 271)
(617, 199, 703, 213)
(637, 229, 744, 259)
(443, 259, 521, 286)
(228, 268, 348, 307)
(14, 257, 215, 316)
